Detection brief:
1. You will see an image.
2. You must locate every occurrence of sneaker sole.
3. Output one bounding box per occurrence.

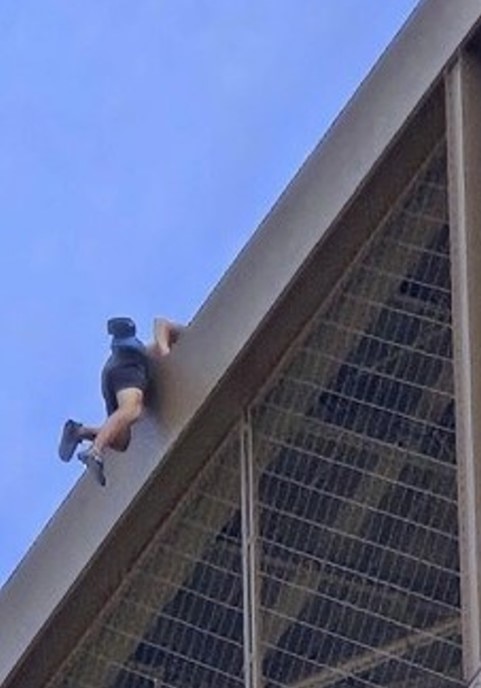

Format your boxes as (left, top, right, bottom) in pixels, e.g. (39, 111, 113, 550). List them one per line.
(59, 420, 81, 462)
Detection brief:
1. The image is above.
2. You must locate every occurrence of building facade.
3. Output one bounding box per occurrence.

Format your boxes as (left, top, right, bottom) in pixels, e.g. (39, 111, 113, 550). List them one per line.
(3, 2, 481, 687)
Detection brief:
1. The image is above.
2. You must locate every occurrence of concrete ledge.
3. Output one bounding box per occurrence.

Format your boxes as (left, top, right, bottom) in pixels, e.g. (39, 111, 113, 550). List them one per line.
(1, 0, 481, 685)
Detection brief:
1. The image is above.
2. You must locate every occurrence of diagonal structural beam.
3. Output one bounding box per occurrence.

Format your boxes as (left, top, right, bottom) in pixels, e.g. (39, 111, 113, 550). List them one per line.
(290, 617, 460, 688)
(48, 436, 243, 688)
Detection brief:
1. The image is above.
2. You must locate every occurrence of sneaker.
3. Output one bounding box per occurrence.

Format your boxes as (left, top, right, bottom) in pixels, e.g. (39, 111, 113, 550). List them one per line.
(78, 448, 107, 487)
(59, 420, 82, 462)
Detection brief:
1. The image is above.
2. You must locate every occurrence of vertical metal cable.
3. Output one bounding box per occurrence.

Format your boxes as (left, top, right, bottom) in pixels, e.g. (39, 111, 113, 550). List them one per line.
(241, 409, 262, 688)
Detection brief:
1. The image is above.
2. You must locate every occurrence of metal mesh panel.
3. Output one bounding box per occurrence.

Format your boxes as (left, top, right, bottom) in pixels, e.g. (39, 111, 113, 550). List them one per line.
(46, 141, 462, 688)
(252, 143, 463, 687)
(47, 431, 244, 688)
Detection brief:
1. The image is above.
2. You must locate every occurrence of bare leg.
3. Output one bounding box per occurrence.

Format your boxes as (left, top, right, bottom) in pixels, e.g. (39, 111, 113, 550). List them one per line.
(93, 388, 144, 455)
(78, 425, 100, 442)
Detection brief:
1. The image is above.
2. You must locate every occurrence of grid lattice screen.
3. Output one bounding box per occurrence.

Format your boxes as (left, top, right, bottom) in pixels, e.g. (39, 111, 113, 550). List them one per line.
(48, 141, 462, 688)
(48, 433, 244, 688)
(253, 142, 462, 687)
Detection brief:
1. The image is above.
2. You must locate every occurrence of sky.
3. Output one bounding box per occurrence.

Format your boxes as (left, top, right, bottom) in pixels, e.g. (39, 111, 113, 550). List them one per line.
(0, 0, 421, 587)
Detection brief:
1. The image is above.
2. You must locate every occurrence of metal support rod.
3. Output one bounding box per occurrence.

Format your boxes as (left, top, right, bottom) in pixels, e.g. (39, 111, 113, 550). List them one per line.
(446, 49, 481, 683)
(241, 409, 262, 688)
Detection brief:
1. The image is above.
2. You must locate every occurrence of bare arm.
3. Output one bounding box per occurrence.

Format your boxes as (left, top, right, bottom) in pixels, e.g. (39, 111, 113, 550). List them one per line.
(146, 318, 186, 358)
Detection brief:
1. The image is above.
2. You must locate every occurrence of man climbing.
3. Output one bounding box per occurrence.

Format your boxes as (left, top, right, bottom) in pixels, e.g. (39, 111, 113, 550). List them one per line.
(58, 316, 183, 486)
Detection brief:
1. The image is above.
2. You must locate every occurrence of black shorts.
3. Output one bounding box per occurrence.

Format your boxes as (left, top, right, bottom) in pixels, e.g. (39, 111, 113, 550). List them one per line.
(101, 351, 150, 416)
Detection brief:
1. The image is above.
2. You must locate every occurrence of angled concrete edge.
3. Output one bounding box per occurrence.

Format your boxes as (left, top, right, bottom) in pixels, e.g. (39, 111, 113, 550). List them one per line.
(2, 0, 481, 685)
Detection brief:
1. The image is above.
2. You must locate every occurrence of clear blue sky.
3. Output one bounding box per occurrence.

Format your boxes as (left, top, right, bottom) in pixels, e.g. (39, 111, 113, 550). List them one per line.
(0, 0, 420, 587)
